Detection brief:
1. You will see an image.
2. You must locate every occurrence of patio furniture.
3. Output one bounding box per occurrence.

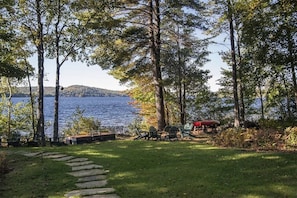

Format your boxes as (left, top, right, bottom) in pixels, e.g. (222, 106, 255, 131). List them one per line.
(148, 126, 161, 140)
(134, 128, 149, 140)
(164, 126, 179, 140)
(180, 123, 193, 138)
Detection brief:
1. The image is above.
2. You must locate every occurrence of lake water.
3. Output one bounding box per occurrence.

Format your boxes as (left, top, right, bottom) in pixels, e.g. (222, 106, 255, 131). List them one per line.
(12, 97, 139, 136)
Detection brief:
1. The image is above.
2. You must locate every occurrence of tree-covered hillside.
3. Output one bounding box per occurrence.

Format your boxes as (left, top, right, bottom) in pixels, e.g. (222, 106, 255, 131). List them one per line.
(13, 85, 127, 97)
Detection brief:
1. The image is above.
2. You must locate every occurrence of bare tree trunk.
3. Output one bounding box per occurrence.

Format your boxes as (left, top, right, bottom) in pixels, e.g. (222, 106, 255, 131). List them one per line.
(26, 62, 36, 139)
(6, 78, 12, 137)
(53, 64, 60, 142)
(258, 82, 265, 120)
(149, 0, 166, 130)
(228, 0, 240, 127)
(36, 0, 45, 146)
(237, 35, 245, 123)
(53, 0, 62, 142)
(176, 28, 184, 125)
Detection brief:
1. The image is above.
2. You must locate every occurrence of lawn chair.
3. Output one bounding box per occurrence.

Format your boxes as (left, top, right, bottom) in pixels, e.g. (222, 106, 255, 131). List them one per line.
(148, 126, 161, 140)
(134, 128, 149, 140)
(180, 123, 193, 139)
(164, 126, 179, 140)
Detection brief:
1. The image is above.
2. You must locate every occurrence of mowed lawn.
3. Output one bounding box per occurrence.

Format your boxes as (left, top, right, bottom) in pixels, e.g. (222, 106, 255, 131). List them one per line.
(2, 140, 297, 198)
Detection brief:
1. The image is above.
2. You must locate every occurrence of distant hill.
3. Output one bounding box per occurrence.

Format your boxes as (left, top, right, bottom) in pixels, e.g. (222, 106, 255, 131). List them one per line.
(13, 85, 127, 97)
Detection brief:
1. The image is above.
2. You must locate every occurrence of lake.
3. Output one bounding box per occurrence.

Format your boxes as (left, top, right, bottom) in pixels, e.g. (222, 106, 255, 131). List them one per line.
(12, 97, 139, 136)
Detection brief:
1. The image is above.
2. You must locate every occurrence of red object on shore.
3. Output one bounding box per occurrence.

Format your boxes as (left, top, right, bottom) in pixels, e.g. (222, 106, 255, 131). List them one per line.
(193, 120, 220, 128)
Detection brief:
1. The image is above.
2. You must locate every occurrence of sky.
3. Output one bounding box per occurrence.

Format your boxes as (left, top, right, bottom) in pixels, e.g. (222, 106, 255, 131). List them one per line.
(28, 41, 228, 92)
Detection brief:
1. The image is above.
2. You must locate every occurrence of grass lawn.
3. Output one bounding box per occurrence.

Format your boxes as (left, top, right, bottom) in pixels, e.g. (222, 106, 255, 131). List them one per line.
(1, 140, 297, 198)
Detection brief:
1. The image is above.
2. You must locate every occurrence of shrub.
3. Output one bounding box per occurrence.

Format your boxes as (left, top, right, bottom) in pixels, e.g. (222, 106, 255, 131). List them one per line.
(214, 128, 284, 150)
(214, 128, 244, 147)
(63, 107, 101, 136)
(0, 152, 9, 175)
(284, 127, 297, 148)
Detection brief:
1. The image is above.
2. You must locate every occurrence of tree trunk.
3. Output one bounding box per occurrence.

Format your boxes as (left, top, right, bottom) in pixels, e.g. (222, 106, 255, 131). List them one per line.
(53, 1, 61, 142)
(26, 63, 36, 139)
(237, 35, 245, 123)
(228, 0, 240, 127)
(36, 0, 45, 146)
(6, 78, 12, 137)
(53, 64, 60, 142)
(149, 0, 166, 130)
(287, 29, 297, 112)
(258, 82, 265, 120)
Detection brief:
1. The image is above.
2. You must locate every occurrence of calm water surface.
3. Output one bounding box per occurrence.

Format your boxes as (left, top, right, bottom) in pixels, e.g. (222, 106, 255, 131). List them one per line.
(12, 97, 138, 136)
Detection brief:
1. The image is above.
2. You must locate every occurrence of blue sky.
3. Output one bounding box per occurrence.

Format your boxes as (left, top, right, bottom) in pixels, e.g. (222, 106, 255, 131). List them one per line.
(28, 39, 228, 92)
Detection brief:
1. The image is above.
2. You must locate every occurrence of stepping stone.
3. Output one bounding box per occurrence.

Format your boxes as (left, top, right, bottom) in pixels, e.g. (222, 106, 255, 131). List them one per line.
(66, 160, 94, 167)
(52, 156, 75, 161)
(64, 188, 115, 197)
(68, 169, 107, 177)
(67, 157, 89, 162)
(43, 154, 68, 159)
(23, 152, 43, 157)
(83, 194, 120, 198)
(41, 152, 61, 156)
(72, 164, 103, 171)
(77, 175, 107, 182)
(76, 180, 108, 189)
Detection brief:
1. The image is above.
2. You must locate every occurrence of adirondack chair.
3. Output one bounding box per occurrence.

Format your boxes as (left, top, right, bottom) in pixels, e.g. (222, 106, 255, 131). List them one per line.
(164, 126, 179, 140)
(148, 126, 161, 140)
(134, 128, 149, 140)
(180, 123, 193, 138)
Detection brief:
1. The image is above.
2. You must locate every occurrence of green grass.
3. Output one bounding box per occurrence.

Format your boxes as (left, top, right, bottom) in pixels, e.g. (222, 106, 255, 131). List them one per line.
(1, 140, 297, 198)
(0, 152, 76, 198)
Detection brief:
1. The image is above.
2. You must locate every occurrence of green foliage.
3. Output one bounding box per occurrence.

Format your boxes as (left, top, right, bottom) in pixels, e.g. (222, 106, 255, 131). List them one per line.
(284, 127, 297, 147)
(63, 107, 101, 136)
(0, 97, 35, 138)
(258, 118, 297, 130)
(127, 116, 147, 136)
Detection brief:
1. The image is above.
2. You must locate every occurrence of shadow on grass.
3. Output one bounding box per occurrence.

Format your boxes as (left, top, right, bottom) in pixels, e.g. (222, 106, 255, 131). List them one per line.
(4, 140, 297, 198)
(56, 141, 297, 198)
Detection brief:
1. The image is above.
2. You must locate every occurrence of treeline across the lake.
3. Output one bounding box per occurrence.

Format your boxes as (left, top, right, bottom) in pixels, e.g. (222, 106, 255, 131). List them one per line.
(12, 85, 127, 97)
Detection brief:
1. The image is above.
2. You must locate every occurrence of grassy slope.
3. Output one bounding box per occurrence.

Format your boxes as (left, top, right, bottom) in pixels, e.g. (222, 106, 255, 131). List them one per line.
(1, 140, 297, 198)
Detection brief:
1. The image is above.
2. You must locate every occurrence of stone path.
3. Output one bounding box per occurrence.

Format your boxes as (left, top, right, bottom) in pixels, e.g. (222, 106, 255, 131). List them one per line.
(23, 151, 120, 198)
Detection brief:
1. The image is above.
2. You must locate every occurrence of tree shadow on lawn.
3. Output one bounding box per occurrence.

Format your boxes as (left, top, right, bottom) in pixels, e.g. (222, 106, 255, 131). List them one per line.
(51, 141, 297, 198)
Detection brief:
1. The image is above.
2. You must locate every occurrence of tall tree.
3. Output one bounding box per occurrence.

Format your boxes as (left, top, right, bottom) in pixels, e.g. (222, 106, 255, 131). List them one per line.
(46, 0, 95, 142)
(17, 0, 51, 145)
(89, 0, 207, 129)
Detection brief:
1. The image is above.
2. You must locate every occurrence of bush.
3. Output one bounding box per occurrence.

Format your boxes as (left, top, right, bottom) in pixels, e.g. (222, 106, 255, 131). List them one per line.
(284, 127, 297, 148)
(0, 152, 9, 175)
(214, 128, 284, 150)
(63, 107, 101, 136)
(214, 128, 244, 147)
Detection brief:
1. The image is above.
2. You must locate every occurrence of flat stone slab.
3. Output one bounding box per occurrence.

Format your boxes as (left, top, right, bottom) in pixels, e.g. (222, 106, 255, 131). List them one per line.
(64, 188, 115, 197)
(76, 180, 108, 189)
(43, 154, 67, 159)
(83, 194, 120, 198)
(52, 156, 75, 161)
(77, 175, 107, 183)
(23, 152, 43, 157)
(66, 160, 94, 167)
(72, 164, 103, 171)
(41, 152, 61, 156)
(68, 169, 107, 177)
(67, 157, 89, 162)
